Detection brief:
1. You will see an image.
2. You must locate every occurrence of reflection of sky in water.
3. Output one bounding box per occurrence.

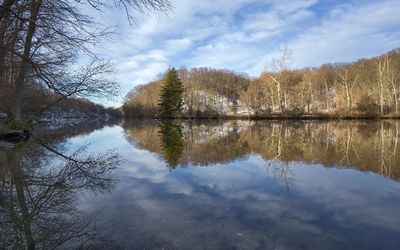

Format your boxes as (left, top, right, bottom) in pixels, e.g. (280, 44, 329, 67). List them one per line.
(72, 125, 400, 250)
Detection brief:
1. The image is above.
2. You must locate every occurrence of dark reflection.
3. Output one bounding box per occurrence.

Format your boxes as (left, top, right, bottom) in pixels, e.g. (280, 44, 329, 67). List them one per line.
(123, 120, 400, 180)
(158, 121, 184, 169)
(0, 125, 121, 249)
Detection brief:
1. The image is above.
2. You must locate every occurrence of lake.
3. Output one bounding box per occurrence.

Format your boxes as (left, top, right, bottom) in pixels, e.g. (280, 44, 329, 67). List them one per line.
(1, 120, 400, 249)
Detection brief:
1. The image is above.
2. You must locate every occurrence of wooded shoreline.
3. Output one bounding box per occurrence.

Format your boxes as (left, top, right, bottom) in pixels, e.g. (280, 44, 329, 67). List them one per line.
(123, 49, 400, 120)
(122, 114, 400, 120)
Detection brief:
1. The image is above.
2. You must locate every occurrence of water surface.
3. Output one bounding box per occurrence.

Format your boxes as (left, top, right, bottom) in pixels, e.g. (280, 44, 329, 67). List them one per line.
(1, 120, 400, 249)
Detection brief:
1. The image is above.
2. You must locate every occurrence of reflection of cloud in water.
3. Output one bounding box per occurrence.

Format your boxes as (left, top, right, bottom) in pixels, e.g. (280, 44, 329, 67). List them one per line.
(75, 122, 400, 249)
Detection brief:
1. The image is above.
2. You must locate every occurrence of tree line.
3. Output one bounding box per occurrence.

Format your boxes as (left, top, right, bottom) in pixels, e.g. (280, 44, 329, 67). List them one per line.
(122, 48, 400, 118)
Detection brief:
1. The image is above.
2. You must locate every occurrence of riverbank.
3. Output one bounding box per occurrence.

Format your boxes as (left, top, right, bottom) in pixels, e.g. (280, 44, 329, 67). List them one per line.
(0, 118, 30, 149)
(122, 113, 400, 120)
(0, 116, 119, 148)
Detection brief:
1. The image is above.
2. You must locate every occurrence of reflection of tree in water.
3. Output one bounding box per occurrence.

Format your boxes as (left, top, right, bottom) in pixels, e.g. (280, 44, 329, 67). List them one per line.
(267, 161, 295, 190)
(124, 120, 400, 180)
(158, 121, 184, 169)
(0, 138, 121, 249)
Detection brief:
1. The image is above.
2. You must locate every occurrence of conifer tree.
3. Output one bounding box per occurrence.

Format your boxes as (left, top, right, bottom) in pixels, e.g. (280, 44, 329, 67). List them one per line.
(159, 121, 184, 169)
(158, 68, 184, 118)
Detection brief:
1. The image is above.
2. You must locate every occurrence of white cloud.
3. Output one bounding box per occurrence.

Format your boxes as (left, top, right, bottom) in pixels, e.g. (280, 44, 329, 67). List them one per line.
(90, 0, 400, 106)
(288, 0, 400, 67)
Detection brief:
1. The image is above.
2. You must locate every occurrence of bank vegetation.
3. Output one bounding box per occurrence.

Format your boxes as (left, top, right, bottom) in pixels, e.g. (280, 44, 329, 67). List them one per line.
(122, 49, 400, 119)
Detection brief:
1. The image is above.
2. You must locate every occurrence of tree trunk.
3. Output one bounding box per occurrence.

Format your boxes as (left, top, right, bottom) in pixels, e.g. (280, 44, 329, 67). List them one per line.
(270, 75, 283, 114)
(13, 0, 42, 121)
(324, 79, 329, 111)
(379, 73, 384, 115)
(7, 150, 35, 250)
(0, 0, 15, 83)
(345, 83, 351, 112)
(377, 57, 389, 116)
(270, 86, 275, 113)
(308, 79, 313, 113)
(390, 71, 398, 114)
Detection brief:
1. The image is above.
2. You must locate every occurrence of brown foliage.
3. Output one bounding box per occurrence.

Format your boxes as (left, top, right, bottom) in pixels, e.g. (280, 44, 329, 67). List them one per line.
(123, 49, 400, 118)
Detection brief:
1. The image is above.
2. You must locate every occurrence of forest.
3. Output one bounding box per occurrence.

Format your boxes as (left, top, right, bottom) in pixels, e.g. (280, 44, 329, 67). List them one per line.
(122, 49, 400, 119)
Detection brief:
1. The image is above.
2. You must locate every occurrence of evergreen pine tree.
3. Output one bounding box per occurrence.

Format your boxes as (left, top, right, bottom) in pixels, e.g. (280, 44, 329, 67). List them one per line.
(158, 121, 184, 169)
(158, 68, 184, 118)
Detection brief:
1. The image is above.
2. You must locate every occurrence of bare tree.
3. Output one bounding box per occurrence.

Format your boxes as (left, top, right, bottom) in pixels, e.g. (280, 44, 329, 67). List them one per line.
(336, 66, 358, 112)
(269, 46, 292, 114)
(376, 55, 390, 115)
(0, 0, 171, 122)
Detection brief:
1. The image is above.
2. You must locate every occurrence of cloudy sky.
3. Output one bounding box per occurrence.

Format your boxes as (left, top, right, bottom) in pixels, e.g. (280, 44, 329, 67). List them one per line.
(93, 0, 400, 107)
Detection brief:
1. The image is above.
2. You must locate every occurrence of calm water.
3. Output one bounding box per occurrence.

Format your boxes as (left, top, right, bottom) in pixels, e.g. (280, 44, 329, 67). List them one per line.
(1, 120, 400, 249)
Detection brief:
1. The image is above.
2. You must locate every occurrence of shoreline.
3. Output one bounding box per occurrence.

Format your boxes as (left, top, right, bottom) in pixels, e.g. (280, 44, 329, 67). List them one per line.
(120, 115, 400, 121)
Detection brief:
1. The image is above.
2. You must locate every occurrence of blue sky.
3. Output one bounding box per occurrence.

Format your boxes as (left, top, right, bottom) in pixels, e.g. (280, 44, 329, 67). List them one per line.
(92, 0, 400, 107)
